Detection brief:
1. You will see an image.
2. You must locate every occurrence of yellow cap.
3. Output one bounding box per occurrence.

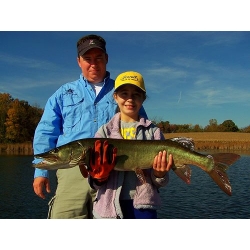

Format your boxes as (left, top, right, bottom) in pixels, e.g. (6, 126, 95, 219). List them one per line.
(115, 71, 146, 92)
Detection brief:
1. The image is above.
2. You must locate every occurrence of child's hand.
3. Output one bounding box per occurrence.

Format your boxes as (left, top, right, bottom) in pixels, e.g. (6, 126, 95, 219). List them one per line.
(153, 150, 173, 178)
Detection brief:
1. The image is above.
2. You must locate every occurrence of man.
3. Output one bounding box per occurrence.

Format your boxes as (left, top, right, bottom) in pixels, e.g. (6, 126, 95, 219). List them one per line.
(33, 34, 147, 218)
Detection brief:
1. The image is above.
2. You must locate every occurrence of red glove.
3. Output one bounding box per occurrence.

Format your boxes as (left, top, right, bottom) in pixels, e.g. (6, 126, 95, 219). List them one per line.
(88, 140, 117, 182)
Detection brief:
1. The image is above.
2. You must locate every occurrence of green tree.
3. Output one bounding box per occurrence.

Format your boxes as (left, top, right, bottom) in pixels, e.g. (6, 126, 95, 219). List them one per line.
(219, 120, 239, 132)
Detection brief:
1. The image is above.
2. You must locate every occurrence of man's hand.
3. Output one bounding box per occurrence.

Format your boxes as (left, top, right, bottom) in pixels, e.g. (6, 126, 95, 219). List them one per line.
(33, 177, 51, 199)
(88, 140, 117, 181)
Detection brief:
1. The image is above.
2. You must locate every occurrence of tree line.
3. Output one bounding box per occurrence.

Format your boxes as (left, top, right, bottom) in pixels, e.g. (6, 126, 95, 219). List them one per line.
(154, 118, 250, 133)
(1, 92, 250, 143)
(0, 93, 43, 143)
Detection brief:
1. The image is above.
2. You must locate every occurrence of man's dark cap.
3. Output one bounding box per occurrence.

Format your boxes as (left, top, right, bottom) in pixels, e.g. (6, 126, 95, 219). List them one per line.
(77, 34, 106, 56)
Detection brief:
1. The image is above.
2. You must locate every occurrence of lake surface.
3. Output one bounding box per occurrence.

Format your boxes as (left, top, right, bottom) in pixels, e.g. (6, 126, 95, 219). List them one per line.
(0, 152, 250, 219)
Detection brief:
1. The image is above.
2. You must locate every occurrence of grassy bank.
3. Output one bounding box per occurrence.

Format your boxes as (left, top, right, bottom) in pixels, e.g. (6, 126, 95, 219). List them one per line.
(164, 132, 250, 151)
(0, 142, 33, 155)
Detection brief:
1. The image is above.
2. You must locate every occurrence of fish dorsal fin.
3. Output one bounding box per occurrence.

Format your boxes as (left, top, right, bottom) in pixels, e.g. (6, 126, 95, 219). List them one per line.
(170, 137, 195, 151)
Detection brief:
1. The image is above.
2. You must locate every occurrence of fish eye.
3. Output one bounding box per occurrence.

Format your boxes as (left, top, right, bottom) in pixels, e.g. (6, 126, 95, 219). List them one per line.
(49, 148, 59, 154)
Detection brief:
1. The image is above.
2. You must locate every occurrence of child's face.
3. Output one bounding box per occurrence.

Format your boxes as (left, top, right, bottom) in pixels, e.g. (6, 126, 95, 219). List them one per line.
(114, 84, 145, 120)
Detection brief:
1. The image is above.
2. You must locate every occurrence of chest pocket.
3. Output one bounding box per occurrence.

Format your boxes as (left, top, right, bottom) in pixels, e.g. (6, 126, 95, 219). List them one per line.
(62, 94, 84, 128)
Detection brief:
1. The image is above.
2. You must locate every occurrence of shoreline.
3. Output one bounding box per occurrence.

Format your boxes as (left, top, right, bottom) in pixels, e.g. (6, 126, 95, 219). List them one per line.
(1, 132, 250, 155)
(0, 142, 33, 155)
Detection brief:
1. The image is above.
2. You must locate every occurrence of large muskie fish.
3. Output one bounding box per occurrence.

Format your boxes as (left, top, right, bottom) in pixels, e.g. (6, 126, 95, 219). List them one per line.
(33, 138, 240, 196)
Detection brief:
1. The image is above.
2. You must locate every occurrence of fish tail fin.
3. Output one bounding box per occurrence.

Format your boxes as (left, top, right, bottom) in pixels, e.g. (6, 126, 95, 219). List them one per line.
(208, 153, 240, 196)
(172, 164, 191, 184)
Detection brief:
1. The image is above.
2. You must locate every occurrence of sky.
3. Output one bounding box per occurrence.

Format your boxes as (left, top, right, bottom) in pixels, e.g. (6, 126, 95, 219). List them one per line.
(1, 31, 249, 129)
(1, 2, 249, 131)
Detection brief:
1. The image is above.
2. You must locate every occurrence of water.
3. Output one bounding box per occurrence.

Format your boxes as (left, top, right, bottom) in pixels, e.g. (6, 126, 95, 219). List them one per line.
(158, 152, 250, 219)
(0, 152, 250, 219)
(0, 155, 57, 219)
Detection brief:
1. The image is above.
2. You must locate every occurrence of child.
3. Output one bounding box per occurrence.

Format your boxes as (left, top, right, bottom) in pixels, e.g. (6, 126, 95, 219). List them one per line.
(87, 71, 173, 219)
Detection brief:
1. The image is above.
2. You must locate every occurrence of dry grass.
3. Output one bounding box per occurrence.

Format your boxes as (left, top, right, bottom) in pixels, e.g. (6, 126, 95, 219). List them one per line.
(164, 132, 250, 141)
(164, 132, 250, 151)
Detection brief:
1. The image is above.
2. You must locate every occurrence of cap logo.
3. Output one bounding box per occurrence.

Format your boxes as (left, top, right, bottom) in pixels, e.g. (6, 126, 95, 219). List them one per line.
(89, 39, 95, 45)
(115, 71, 146, 92)
(121, 75, 139, 82)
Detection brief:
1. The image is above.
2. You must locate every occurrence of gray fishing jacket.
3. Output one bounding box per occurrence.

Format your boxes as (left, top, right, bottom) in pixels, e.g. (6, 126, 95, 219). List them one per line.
(90, 112, 169, 219)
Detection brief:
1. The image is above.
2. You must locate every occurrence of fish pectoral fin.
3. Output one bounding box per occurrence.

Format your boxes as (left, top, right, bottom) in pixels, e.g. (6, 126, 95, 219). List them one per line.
(172, 164, 191, 184)
(135, 168, 146, 184)
(78, 150, 89, 178)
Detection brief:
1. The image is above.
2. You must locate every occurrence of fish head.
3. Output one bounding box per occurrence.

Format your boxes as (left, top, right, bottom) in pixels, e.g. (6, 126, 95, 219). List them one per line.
(34, 141, 88, 169)
(35, 147, 72, 164)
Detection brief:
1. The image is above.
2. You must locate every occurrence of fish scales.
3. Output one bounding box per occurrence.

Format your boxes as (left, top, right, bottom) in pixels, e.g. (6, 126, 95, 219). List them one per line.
(109, 139, 210, 172)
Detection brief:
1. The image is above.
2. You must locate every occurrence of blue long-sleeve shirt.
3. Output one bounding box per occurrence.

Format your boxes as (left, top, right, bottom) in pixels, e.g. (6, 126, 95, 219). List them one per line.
(33, 72, 147, 178)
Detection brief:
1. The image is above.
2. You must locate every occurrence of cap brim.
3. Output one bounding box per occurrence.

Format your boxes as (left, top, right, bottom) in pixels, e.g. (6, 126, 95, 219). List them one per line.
(79, 46, 105, 56)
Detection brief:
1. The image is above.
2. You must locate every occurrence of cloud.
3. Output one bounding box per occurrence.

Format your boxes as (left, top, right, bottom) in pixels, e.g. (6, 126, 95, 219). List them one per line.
(0, 53, 59, 70)
(187, 86, 250, 106)
(202, 32, 245, 46)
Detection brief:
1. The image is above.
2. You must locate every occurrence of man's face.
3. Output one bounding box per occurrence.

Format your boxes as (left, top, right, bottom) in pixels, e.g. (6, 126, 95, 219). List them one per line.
(77, 48, 108, 84)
